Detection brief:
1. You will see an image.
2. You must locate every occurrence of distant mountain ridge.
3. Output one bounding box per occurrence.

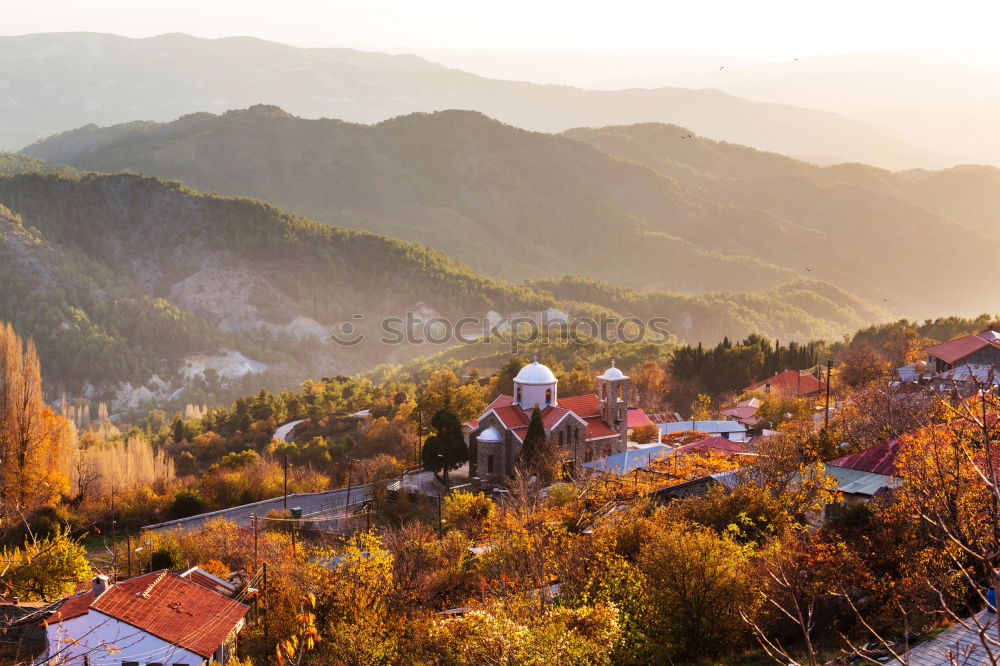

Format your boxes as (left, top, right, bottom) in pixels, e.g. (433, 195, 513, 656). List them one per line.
(0, 31, 944, 167)
(23, 106, 1000, 319)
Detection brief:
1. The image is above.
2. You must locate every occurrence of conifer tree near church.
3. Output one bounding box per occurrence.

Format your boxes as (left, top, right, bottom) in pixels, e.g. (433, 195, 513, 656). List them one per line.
(517, 407, 557, 481)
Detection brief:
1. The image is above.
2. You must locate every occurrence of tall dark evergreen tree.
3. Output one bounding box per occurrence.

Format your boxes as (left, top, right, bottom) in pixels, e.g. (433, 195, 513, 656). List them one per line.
(517, 407, 556, 480)
(420, 409, 468, 481)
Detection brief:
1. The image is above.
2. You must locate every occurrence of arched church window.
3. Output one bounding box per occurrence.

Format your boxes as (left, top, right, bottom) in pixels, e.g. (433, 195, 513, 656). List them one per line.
(558, 431, 563, 445)
(602, 383, 607, 400)
(545, 388, 552, 405)
(516, 386, 522, 403)
(617, 384, 623, 401)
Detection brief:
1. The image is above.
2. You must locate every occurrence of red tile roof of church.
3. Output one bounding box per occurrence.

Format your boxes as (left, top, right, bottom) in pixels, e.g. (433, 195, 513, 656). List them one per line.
(479, 393, 615, 442)
(556, 394, 601, 418)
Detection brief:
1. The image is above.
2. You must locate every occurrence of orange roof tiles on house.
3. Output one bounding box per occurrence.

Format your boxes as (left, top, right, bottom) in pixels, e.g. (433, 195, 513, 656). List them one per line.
(51, 571, 247, 659)
(828, 439, 902, 476)
(745, 370, 824, 395)
(626, 409, 652, 429)
(924, 333, 1000, 365)
(674, 435, 752, 457)
(720, 404, 761, 426)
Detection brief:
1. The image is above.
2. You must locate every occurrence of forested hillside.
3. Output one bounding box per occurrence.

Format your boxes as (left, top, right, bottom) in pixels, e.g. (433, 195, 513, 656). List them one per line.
(25, 106, 1000, 317)
(0, 171, 877, 405)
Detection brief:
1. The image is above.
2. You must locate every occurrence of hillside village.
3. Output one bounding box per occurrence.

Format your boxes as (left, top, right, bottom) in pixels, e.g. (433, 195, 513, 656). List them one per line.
(4, 319, 1000, 664)
(6, 11, 1000, 666)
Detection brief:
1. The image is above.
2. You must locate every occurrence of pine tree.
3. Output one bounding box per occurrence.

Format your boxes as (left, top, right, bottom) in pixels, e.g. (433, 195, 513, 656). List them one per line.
(420, 410, 468, 481)
(517, 407, 556, 481)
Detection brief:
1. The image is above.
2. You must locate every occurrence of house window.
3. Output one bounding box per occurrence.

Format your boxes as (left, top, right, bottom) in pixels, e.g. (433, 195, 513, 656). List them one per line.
(545, 388, 552, 405)
(487, 455, 495, 474)
(584, 449, 593, 463)
(558, 431, 563, 445)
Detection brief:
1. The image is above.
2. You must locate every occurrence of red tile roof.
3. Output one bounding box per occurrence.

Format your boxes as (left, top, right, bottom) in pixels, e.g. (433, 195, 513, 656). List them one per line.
(627, 409, 652, 428)
(541, 406, 572, 429)
(584, 417, 619, 440)
(828, 439, 901, 476)
(486, 394, 514, 410)
(674, 436, 751, 457)
(924, 333, 1000, 364)
(52, 571, 247, 658)
(493, 405, 530, 429)
(479, 393, 616, 442)
(745, 370, 824, 395)
(720, 405, 761, 426)
(51, 591, 92, 623)
(556, 394, 601, 418)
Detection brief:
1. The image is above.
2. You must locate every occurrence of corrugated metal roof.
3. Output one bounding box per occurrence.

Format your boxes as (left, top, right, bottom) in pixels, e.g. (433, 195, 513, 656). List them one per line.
(581, 445, 672, 475)
(659, 420, 748, 435)
(825, 465, 900, 496)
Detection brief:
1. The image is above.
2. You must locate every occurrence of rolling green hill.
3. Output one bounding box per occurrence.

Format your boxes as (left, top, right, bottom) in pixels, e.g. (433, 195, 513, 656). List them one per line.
(0, 170, 880, 404)
(24, 107, 1000, 318)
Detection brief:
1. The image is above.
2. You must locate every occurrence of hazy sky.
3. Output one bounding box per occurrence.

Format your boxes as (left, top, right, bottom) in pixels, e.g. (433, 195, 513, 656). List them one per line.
(8, 0, 1000, 59)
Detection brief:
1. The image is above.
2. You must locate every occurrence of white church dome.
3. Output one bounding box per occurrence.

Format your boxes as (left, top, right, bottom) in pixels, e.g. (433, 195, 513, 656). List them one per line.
(477, 425, 502, 442)
(598, 360, 627, 381)
(514, 360, 558, 385)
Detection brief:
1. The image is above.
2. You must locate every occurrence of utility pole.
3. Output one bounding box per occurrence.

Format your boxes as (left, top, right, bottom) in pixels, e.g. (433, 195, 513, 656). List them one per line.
(252, 514, 259, 565)
(262, 562, 269, 639)
(345, 459, 354, 516)
(437, 493, 443, 534)
(110, 488, 117, 582)
(283, 453, 289, 511)
(824, 359, 833, 431)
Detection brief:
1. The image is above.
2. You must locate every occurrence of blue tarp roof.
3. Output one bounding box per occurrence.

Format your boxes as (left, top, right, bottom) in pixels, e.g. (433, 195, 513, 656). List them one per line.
(658, 420, 747, 435)
(581, 445, 672, 475)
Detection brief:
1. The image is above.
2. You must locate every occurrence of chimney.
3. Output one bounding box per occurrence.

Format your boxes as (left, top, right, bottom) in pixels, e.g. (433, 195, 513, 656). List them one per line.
(92, 574, 110, 598)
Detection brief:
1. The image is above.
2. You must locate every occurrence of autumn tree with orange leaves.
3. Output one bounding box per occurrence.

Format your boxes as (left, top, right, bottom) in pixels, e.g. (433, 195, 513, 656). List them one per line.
(0, 322, 74, 525)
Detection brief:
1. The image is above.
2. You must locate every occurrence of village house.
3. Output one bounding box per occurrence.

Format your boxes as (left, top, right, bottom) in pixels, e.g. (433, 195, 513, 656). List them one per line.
(744, 369, 825, 397)
(658, 419, 749, 441)
(31, 570, 248, 665)
(923, 330, 1000, 375)
(467, 358, 649, 483)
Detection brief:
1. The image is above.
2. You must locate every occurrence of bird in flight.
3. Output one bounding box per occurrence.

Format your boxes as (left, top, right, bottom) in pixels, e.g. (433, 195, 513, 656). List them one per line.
(805, 268, 812, 272)
(719, 66, 725, 70)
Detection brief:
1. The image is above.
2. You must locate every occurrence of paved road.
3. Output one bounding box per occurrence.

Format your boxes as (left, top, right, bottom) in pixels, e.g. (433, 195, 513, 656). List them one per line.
(273, 419, 303, 443)
(144, 417, 470, 533)
(143, 484, 374, 532)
